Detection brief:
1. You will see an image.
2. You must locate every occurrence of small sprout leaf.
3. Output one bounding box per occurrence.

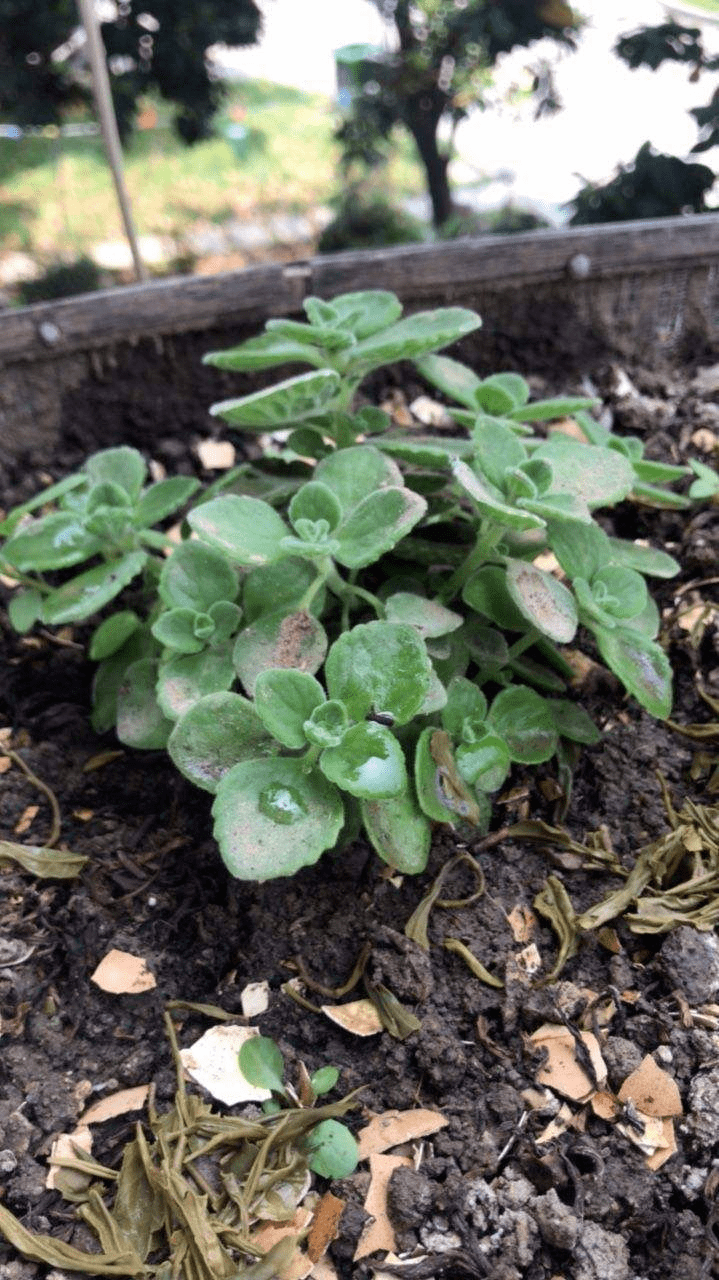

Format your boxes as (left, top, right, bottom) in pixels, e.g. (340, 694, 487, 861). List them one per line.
(314, 445, 402, 512)
(310, 1066, 340, 1096)
(135, 475, 200, 526)
(89, 611, 140, 661)
(238, 1035, 285, 1094)
(254, 668, 326, 748)
(306, 1119, 359, 1179)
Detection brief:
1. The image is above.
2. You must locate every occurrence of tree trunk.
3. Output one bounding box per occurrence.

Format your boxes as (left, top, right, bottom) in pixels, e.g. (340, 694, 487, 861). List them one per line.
(406, 104, 453, 228)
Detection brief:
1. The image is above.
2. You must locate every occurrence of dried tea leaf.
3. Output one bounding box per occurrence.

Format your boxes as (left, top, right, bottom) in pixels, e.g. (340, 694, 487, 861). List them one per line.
(81, 1086, 150, 1125)
(180, 1024, 272, 1105)
(364, 983, 421, 1040)
(83, 750, 124, 772)
(90, 950, 157, 995)
(357, 1109, 448, 1160)
(0, 840, 88, 879)
(534, 876, 578, 980)
(530, 1024, 606, 1102)
(112, 1136, 164, 1261)
(321, 999, 383, 1037)
(353, 1154, 411, 1261)
(443, 937, 503, 988)
(0, 1200, 144, 1275)
(617, 1055, 682, 1118)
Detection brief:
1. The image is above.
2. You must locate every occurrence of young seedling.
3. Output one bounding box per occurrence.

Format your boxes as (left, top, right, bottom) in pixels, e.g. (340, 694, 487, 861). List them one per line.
(238, 1036, 357, 1179)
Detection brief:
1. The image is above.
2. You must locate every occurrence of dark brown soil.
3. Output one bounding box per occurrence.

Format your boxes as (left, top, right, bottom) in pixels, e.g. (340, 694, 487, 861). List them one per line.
(1, 343, 719, 1280)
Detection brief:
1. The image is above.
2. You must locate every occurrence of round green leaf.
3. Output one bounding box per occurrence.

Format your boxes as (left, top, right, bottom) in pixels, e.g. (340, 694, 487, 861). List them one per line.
(152, 607, 207, 654)
(243, 558, 323, 624)
(84, 446, 147, 501)
(135, 476, 200, 527)
(254, 669, 326, 749)
(41, 551, 148, 625)
(384, 592, 463, 640)
(505, 558, 578, 644)
(156, 647, 235, 720)
(361, 789, 431, 874)
(89, 610, 140, 661)
(451, 459, 545, 532)
(463, 567, 529, 632)
(159, 541, 239, 611)
(590, 565, 648, 622)
(116, 658, 172, 749)
(303, 700, 349, 749)
(289, 481, 342, 533)
(188, 495, 289, 566)
(310, 1066, 340, 1096)
(441, 676, 488, 738)
(168, 692, 274, 793)
(238, 1036, 285, 1094)
(456, 733, 510, 793)
(548, 699, 601, 745)
(305, 1119, 358, 1180)
(210, 369, 343, 429)
(594, 626, 672, 719)
(91, 629, 157, 734)
(320, 722, 408, 799)
(314, 445, 402, 512)
(325, 622, 431, 725)
(211, 757, 344, 880)
(533, 437, 634, 508)
(7, 588, 43, 635)
(233, 609, 327, 697)
(334, 486, 427, 570)
(488, 686, 558, 764)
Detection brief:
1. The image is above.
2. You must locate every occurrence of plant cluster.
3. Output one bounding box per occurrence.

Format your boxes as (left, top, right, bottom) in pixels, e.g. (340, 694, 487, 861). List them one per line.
(2, 289, 716, 882)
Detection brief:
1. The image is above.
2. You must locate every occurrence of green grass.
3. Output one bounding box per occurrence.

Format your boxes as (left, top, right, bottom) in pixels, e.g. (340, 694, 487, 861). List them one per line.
(677, 0, 719, 12)
(0, 80, 425, 267)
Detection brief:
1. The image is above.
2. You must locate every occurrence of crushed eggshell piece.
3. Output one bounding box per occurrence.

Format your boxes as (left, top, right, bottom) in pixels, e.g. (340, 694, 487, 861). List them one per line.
(180, 1024, 271, 1106)
(81, 1085, 150, 1125)
(357, 1108, 448, 1160)
(307, 1192, 345, 1263)
(591, 1090, 619, 1122)
(90, 949, 157, 994)
(645, 1119, 677, 1171)
(196, 439, 236, 470)
(14, 804, 39, 836)
(46, 1127, 93, 1190)
(251, 1207, 314, 1280)
(310, 1259, 339, 1280)
(616, 1110, 669, 1158)
(618, 1055, 682, 1118)
(536, 1102, 575, 1145)
(530, 1023, 606, 1103)
(322, 998, 383, 1037)
(506, 904, 537, 943)
(240, 980, 270, 1018)
(353, 1153, 412, 1261)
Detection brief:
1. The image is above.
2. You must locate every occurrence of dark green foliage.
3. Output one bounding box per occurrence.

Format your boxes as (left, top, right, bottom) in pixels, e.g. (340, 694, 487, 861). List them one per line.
(570, 142, 715, 224)
(318, 190, 425, 253)
(335, 0, 579, 228)
(0, 0, 261, 144)
(572, 20, 718, 224)
(17, 256, 101, 305)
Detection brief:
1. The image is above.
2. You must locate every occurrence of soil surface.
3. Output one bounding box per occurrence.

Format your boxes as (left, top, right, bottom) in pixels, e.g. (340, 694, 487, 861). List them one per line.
(1, 342, 719, 1280)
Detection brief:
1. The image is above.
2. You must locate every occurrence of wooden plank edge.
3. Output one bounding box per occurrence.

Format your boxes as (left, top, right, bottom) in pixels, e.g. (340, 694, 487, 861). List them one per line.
(2, 214, 719, 366)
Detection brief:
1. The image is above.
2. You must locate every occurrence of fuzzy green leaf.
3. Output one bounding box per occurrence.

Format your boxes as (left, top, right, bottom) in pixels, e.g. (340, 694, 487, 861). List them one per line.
(548, 699, 601, 745)
(314, 445, 403, 512)
(310, 1066, 340, 1096)
(488, 686, 558, 764)
(414, 352, 482, 409)
(152, 607, 207, 654)
(591, 565, 648, 621)
(456, 733, 510, 793)
(168, 691, 274, 793)
(41, 551, 148, 625)
(233, 609, 327, 697)
(212, 757, 344, 880)
(594, 626, 673, 719)
(329, 289, 404, 338)
(533, 437, 634, 507)
(320, 722, 407, 799)
(463, 566, 531, 632)
(546, 520, 612, 581)
(451, 459, 545, 531)
(2, 512, 104, 572)
(254, 669, 326, 749)
(156, 647, 235, 720)
(384, 592, 463, 639)
(116, 658, 172, 749)
(243, 558, 322, 623)
(7, 588, 43, 634)
(346, 307, 481, 377)
(606, 537, 680, 579)
(334, 486, 427, 570)
(508, 396, 598, 422)
(505, 558, 578, 644)
(441, 676, 488, 738)
(89, 610, 140, 661)
(303, 700, 349, 749)
(210, 370, 342, 428)
(289, 481, 342, 533)
(325, 621, 431, 725)
(188, 495, 289, 566)
(135, 475, 200, 527)
(84, 446, 147, 500)
(361, 788, 431, 874)
(159, 541, 239, 612)
(203, 330, 328, 372)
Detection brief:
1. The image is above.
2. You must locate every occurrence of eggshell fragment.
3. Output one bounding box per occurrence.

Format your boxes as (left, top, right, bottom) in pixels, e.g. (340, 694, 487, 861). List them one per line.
(81, 1085, 150, 1125)
(357, 1108, 448, 1160)
(180, 1024, 272, 1105)
(530, 1023, 606, 1102)
(618, 1055, 682, 1118)
(321, 999, 383, 1037)
(90, 949, 156, 994)
(353, 1154, 412, 1261)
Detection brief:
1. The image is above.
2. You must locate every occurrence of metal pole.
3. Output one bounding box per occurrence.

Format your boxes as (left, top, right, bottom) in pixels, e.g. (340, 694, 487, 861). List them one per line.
(76, 0, 147, 281)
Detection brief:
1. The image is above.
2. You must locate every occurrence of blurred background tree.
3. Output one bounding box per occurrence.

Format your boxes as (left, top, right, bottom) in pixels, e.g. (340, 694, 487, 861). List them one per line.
(571, 20, 718, 223)
(0, 0, 262, 144)
(333, 0, 580, 231)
